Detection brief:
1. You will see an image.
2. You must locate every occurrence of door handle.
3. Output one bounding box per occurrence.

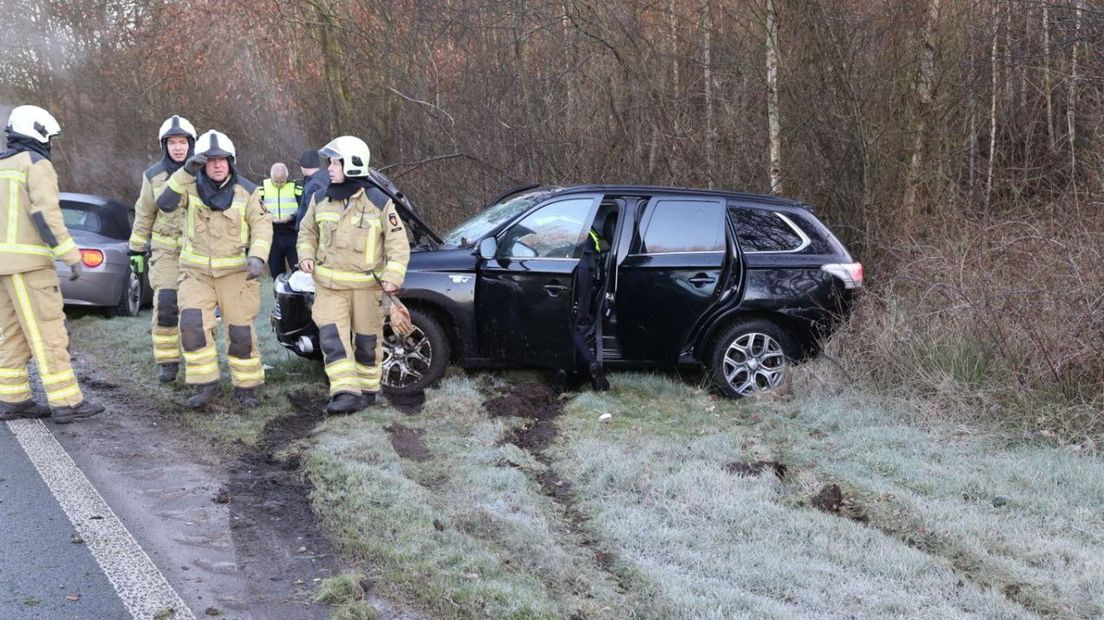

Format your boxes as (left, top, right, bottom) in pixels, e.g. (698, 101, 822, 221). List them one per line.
(688, 273, 716, 287)
(543, 281, 568, 296)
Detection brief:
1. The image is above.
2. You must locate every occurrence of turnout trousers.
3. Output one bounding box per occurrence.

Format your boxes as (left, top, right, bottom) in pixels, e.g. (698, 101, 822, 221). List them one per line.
(267, 228, 298, 280)
(177, 270, 264, 388)
(0, 268, 84, 408)
(312, 283, 384, 397)
(149, 248, 182, 366)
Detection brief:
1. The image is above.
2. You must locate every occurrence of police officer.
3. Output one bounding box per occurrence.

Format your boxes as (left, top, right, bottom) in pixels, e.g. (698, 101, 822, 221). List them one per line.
(296, 136, 410, 414)
(156, 130, 273, 409)
(128, 115, 196, 382)
(259, 162, 302, 278)
(0, 105, 104, 423)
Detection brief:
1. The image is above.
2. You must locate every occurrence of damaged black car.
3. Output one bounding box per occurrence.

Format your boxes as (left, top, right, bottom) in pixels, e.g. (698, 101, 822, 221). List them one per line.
(272, 172, 862, 397)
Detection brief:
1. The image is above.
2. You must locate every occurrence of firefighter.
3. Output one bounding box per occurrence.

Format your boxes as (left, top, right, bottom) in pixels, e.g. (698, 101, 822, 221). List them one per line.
(156, 130, 273, 409)
(296, 136, 410, 414)
(0, 105, 104, 423)
(128, 115, 196, 383)
(259, 162, 302, 278)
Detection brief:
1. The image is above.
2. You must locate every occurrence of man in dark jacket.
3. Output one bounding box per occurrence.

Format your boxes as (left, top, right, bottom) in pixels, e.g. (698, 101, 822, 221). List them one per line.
(294, 149, 329, 231)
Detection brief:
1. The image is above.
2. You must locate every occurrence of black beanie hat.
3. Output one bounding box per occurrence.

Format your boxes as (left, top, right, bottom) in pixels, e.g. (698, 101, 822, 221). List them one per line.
(299, 149, 321, 168)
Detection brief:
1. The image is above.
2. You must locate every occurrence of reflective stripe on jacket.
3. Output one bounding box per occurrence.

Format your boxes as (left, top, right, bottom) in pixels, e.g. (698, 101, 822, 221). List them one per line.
(130, 161, 186, 253)
(0, 151, 81, 274)
(156, 169, 273, 277)
(296, 186, 410, 290)
(260, 178, 302, 220)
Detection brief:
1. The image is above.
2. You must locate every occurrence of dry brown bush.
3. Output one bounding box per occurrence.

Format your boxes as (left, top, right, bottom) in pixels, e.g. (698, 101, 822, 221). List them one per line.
(826, 202, 1104, 442)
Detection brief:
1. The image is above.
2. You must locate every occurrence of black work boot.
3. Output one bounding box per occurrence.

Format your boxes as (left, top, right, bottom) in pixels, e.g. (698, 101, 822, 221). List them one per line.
(358, 392, 377, 411)
(187, 382, 222, 409)
(235, 387, 260, 407)
(158, 363, 179, 383)
(326, 392, 362, 415)
(589, 363, 611, 392)
(0, 399, 51, 421)
(51, 400, 106, 424)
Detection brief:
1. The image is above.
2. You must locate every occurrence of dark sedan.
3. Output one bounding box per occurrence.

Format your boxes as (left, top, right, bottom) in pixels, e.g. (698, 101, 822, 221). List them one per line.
(273, 177, 862, 396)
(56, 193, 151, 317)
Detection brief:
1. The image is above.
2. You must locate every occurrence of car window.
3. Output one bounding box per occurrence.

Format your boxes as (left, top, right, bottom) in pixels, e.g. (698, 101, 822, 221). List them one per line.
(730, 207, 807, 252)
(442, 190, 552, 247)
(500, 197, 595, 259)
(639, 199, 724, 253)
(62, 207, 102, 234)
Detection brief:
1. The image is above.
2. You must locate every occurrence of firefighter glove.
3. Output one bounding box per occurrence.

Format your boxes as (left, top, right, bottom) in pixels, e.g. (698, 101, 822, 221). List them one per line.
(245, 257, 265, 280)
(184, 152, 208, 175)
(69, 262, 82, 282)
(127, 250, 147, 275)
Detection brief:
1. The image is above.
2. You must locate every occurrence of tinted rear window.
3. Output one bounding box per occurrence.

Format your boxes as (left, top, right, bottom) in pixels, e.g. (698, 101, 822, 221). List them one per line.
(640, 199, 725, 253)
(62, 206, 104, 234)
(730, 206, 805, 252)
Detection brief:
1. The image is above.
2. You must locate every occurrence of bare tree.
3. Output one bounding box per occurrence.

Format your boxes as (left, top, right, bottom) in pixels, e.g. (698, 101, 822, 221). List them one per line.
(766, 0, 783, 194)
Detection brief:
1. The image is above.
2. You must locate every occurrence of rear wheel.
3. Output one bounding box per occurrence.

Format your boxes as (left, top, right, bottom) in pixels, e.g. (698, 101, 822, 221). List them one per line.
(112, 270, 142, 318)
(381, 308, 449, 396)
(710, 319, 796, 397)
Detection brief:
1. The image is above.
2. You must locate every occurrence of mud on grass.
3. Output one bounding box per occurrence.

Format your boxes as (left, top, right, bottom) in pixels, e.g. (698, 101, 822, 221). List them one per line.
(303, 376, 634, 619)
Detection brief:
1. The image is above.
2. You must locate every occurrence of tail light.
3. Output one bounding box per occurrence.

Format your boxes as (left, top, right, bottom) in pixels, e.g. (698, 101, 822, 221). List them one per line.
(821, 262, 863, 289)
(80, 249, 105, 268)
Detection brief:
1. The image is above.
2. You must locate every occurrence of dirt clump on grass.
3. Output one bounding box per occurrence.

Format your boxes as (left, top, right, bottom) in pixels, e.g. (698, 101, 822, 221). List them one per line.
(725, 460, 788, 479)
(811, 484, 844, 513)
(384, 423, 431, 462)
(486, 383, 562, 452)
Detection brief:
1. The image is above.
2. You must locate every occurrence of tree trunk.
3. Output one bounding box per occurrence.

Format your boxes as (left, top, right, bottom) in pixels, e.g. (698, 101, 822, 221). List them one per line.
(313, 1, 354, 136)
(512, 0, 539, 178)
(703, 0, 716, 188)
(1068, 0, 1083, 180)
(902, 0, 941, 224)
(1043, 2, 1054, 152)
(985, 0, 999, 211)
(766, 0, 783, 195)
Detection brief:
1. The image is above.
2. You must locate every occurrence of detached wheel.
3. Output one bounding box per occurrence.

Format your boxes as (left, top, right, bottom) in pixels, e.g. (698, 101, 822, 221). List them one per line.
(381, 308, 449, 396)
(710, 319, 795, 397)
(112, 270, 142, 318)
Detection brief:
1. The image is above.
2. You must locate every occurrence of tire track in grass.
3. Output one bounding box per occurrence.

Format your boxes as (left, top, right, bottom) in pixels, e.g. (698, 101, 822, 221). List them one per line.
(483, 382, 629, 595)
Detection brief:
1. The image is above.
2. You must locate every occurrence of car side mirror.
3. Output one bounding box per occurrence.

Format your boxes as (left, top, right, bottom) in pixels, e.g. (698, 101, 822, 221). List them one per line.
(477, 237, 498, 260)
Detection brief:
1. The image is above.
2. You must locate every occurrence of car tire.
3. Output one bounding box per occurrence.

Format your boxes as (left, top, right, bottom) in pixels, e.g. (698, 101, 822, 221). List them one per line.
(381, 308, 449, 396)
(111, 270, 143, 318)
(709, 318, 796, 398)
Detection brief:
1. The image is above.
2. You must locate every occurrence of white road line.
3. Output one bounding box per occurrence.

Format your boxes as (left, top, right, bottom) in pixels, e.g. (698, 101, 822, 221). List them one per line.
(7, 419, 196, 620)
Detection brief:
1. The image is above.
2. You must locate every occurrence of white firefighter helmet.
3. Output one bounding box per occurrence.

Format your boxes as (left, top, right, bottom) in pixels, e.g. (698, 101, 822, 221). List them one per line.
(5, 105, 61, 144)
(158, 115, 197, 143)
(195, 130, 236, 161)
(319, 136, 371, 177)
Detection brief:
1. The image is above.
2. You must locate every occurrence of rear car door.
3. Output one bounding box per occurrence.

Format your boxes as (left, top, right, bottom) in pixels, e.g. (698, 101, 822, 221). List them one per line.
(616, 196, 729, 363)
(476, 194, 599, 367)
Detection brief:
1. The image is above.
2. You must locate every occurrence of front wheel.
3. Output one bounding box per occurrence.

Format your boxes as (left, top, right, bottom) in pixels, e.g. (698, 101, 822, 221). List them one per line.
(381, 308, 450, 396)
(709, 319, 796, 397)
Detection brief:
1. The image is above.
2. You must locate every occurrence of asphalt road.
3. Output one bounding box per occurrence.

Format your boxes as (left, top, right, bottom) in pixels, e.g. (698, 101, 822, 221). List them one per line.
(0, 423, 130, 620)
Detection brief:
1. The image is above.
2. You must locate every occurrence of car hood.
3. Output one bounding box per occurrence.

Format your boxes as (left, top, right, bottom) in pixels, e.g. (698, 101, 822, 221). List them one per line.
(366, 169, 442, 248)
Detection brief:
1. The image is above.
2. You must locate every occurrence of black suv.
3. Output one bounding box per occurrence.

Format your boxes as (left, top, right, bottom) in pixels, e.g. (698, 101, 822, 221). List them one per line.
(272, 175, 862, 397)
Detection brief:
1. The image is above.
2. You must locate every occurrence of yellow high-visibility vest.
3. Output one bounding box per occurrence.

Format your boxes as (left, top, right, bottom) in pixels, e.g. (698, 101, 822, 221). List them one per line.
(261, 179, 302, 219)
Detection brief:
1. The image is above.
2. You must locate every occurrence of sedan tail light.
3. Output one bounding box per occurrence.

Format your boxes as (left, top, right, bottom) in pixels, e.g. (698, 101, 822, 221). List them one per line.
(821, 262, 863, 289)
(80, 248, 105, 268)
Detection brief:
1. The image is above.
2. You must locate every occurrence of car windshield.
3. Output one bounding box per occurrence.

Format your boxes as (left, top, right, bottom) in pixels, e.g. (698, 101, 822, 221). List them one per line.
(442, 190, 552, 247)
